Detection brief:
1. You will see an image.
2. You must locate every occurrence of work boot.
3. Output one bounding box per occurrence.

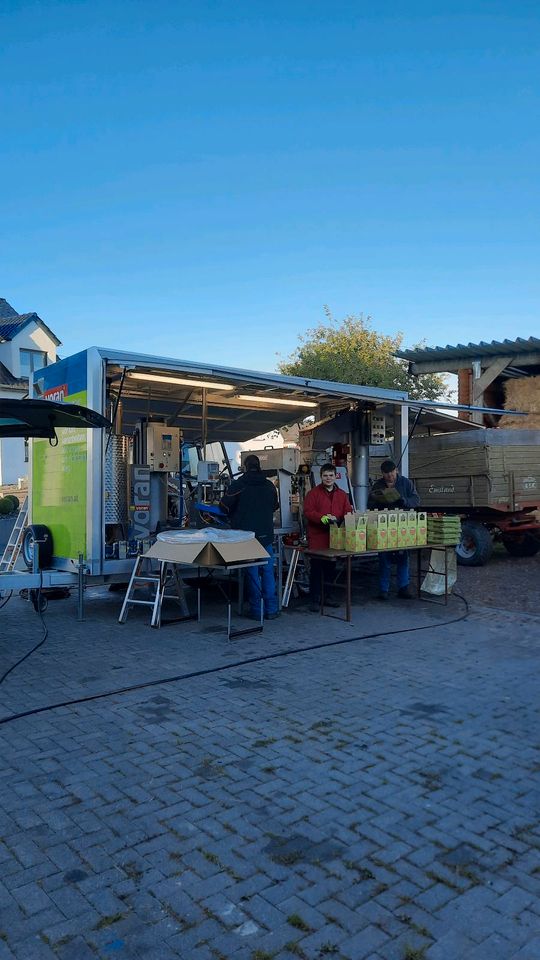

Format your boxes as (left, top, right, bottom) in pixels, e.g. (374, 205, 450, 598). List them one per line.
(265, 611, 280, 620)
(378, 591, 389, 601)
(398, 586, 414, 600)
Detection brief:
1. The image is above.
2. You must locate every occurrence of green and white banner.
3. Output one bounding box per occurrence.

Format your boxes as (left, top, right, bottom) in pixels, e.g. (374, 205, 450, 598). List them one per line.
(32, 351, 88, 560)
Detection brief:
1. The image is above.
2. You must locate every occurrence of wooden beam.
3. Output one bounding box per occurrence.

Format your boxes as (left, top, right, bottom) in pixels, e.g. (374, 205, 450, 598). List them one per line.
(472, 356, 512, 400)
(408, 350, 540, 375)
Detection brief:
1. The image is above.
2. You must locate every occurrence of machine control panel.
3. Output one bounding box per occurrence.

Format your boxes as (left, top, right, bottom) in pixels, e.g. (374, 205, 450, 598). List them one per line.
(146, 424, 181, 472)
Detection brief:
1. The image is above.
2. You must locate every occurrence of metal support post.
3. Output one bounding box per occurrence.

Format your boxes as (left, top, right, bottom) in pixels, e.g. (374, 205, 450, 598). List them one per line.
(395, 403, 410, 476)
(351, 408, 370, 510)
(77, 553, 86, 621)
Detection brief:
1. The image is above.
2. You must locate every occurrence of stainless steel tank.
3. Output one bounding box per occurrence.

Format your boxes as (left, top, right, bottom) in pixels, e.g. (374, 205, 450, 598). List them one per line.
(104, 435, 129, 524)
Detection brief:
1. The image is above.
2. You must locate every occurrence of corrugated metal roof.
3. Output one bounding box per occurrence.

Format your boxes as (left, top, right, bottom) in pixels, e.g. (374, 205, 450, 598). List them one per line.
(397, 336, 540, 363)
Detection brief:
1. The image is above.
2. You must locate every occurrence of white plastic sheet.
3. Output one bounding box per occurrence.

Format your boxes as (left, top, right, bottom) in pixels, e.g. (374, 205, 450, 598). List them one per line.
(157, 528, 255, 544)
(421, 548, 457, 595)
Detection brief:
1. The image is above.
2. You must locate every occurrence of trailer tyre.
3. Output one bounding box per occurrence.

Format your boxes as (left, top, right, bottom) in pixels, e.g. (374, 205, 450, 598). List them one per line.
(22, 525, 54, 570)
(456, 521, 493, 566)
(503, 534, 540, 558)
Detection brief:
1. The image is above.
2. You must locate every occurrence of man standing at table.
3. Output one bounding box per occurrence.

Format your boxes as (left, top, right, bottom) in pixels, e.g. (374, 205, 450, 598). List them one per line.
(220, 454, 280, 620)
(303, 463, 353, 611)
(368, 459, 420, 601)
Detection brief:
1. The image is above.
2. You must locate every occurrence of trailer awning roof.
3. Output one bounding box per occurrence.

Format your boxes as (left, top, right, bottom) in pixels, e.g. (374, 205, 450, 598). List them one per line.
(98, 347, 408, 443)
(95, 347, 520, 444)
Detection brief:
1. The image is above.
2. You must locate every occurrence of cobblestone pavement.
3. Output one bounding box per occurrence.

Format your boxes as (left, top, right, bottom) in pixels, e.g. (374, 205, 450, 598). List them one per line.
(0, 579, 539, 960)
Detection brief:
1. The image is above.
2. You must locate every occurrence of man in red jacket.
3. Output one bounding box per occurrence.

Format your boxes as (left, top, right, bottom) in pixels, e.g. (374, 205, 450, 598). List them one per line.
(303, 463, 353, 611)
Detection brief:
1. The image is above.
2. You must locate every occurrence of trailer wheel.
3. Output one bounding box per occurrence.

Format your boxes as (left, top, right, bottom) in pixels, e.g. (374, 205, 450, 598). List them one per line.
(456, 521, 493, 566)
(30, 589, 48, 613)
(502, 534, 540, 558)
(22, 525, 54, 570)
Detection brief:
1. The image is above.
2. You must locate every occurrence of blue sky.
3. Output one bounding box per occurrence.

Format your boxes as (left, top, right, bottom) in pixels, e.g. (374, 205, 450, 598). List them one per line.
(2, 0, 539, 371)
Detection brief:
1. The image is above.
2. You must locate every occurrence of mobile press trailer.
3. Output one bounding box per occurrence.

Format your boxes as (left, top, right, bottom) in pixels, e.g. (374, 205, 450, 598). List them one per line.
(25, 347, 411, 588)
(409, 429, 540, 565)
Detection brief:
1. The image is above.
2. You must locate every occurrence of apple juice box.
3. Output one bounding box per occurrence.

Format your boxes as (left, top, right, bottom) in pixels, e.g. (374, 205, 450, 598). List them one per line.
(329, 523, 346, 549)
(407, 511, 417, 546)
(387, 510, 399, 549)
(344, 512, 367, 552)
(397, 510, 409, 548)
(416, 511, 427, 545)
(367, 511, 388, 550)
(354, 514, 367, 552)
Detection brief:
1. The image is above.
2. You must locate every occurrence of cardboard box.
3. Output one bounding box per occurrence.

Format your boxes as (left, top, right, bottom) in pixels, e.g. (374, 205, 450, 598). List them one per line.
(416, 511, 427, 545)
(387, 511, 398, 549)
(366, 511, 388, 550)
(397, 510, 409, 548)
(329, 524, 346, 550)
(144, 535, 269, 567)
(344, 513, 367, 552)
(407, 511, 417, 546)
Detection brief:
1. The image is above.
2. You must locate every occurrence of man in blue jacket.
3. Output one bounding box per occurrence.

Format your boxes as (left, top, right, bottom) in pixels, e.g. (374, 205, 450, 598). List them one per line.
(368, 459, 420, 601)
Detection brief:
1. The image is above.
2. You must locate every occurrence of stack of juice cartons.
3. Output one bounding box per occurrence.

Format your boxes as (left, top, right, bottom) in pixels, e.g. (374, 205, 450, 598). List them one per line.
(343, 512, 368, 551)
(426, 514, 462, 545)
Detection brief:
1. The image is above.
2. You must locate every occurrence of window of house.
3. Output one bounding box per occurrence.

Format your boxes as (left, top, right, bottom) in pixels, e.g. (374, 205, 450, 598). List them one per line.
(20, 349, 47, 378)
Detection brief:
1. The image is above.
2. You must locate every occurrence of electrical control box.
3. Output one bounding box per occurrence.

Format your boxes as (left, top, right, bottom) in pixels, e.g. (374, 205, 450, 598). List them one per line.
(197, 461, 220, 483)
(370, 414, 386, 445)
(146, 424, 181, 472)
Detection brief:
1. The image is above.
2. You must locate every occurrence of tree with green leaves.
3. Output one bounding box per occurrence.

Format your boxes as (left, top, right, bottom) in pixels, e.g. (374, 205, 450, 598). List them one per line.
(278, 310, 448, 401)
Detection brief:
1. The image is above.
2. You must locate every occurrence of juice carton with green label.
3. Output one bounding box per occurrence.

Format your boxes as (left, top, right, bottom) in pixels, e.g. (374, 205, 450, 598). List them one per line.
(367, 511, 388, 550)
(387, 510, 399, 548)
(416, 511, 427, 545)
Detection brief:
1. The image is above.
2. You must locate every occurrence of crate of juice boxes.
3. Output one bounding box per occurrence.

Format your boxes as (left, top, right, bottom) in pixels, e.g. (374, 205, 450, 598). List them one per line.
(329, 509, 428, 552)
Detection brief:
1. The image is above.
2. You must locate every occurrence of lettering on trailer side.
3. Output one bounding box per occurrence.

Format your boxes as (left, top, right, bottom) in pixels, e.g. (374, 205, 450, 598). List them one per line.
(130, 466, 152, 537)
(428, 483, 456, 495)
(43, 384, 68, 403)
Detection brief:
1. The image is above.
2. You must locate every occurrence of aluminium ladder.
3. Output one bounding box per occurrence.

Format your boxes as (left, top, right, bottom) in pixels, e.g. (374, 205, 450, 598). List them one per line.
(118, 555, 192, 628)
(0, 497, 28, 573)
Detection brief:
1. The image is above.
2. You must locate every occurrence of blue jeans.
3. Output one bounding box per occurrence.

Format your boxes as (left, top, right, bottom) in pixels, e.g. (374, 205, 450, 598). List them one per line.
(245, 543, 278, 616)
(378, 551, 409, 593)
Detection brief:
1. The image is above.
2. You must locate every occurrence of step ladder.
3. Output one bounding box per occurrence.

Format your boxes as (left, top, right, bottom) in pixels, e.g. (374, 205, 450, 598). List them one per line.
(282, 546, 305, 607)
(118, 555, 194, 628)
(0, 497, 28, 573)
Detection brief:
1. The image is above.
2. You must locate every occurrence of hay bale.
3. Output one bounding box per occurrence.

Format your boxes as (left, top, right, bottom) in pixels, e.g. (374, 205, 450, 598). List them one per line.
(500, 376, 540, 429)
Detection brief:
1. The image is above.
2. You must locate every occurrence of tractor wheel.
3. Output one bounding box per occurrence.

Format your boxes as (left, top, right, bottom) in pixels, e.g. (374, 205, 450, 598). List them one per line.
(456, 521, 493, 566)
(503, 533, 540, 558)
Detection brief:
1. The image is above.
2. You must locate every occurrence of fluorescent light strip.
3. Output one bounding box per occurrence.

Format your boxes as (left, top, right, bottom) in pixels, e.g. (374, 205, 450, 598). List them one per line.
(237, 394, 317, 408)
(129, 372, 234, 390)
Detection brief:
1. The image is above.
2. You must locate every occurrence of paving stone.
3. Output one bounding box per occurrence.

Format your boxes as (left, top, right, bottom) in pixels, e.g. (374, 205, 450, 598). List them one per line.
(1, 591, 540, 959)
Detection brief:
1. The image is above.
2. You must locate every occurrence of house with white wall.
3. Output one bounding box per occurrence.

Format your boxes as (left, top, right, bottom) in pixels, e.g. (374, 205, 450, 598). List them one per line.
(0, 298, 61, 485)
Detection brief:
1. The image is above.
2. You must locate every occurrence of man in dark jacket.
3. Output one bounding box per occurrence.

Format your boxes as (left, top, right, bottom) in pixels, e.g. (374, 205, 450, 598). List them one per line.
(220, 454, 279, 620)
(303, 462, 353, 611)
(368, 459, 420, 600)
